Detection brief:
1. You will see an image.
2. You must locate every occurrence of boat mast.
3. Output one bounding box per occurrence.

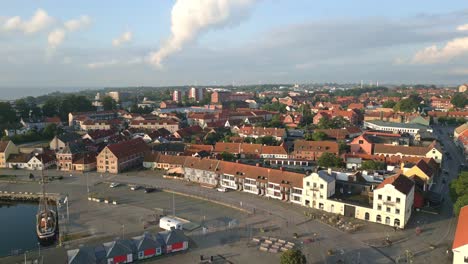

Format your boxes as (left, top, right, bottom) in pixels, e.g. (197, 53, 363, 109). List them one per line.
(40, 154, 48, 229)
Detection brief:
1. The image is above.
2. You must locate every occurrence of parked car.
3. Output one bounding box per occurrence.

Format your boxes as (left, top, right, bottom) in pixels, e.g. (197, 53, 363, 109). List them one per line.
(144, 187, 156, 193)
(130, 185, 141, 191)
(109, 182, 120, 188)
(217, 187, 228, 192)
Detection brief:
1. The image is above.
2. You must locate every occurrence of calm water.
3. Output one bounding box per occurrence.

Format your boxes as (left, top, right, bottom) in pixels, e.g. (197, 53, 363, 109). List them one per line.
(0, 202, 39, 256)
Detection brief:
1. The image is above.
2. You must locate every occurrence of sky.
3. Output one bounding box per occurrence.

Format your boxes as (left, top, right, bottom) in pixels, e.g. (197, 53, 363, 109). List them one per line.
(1, 0, 468, 91)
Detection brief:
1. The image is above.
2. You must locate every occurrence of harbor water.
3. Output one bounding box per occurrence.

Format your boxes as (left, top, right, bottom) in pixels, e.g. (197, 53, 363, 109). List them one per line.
(0, 202, 40, 256)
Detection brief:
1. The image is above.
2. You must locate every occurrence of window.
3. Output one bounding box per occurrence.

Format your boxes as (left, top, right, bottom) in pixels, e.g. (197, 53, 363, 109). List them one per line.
(396, 209, 400, 214)
(306, 182, 310, 186)
(387, 196, 391, 202)
(376, 215, 381, 222)
(396, 198, 401, 203)
(377, 205, 382, 210)
(320, 184, 324, 189)
(378, 194, 382, 200)
(358, 140, 364, 144)
(386, 207, 391, 213)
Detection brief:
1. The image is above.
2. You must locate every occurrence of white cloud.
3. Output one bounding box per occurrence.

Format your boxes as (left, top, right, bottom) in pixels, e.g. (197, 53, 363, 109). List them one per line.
(47, 28, 66, 48)
(112, 31, 133, 46)
(3, 9, 54, 34)
(148, 0, 257, 67)
(457, 24, 468, 31)
(87, 60, 119, 69)
(64, 15, 91, 32)
(47, 15, 91, 49)
(411, 37, 468, 64)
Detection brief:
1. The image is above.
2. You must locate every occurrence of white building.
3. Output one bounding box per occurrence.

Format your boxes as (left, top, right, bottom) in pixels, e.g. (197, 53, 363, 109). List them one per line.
(452, 205, 468, 264)
(363, 120, 432, 136)
(302, 170, 414, 229)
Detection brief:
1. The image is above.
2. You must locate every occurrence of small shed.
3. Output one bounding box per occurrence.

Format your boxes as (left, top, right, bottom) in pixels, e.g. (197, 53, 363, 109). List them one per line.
(157, 229, 189, 254)
(132, 232, 162, 260)
(103, 239, 136, 264)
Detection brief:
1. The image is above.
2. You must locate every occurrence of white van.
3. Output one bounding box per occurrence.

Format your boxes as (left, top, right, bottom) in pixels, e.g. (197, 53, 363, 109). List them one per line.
(159, 216, 183, 231)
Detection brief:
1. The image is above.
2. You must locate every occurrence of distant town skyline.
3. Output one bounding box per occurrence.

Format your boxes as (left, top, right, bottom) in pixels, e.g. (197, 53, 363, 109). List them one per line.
(1, 0, 468, 88)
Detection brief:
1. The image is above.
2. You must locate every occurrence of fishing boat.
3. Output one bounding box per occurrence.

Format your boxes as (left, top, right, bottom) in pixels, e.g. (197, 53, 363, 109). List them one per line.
(36, 157, 57, 242)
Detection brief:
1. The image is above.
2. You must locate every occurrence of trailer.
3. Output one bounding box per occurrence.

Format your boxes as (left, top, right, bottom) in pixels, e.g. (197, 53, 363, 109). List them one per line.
(159, 216, 183, 231)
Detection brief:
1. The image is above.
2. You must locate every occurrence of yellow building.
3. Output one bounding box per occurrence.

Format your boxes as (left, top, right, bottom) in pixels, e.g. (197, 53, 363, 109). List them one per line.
(0, 140, 19, 168)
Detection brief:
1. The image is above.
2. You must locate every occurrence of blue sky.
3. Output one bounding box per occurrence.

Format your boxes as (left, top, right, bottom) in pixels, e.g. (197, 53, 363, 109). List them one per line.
(1, 0, 468, 90)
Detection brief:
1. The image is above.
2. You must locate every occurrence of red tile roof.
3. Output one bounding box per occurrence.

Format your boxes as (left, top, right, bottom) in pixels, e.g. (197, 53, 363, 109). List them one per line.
(453, 205, 468, 249)
(106, 138, 149, 159)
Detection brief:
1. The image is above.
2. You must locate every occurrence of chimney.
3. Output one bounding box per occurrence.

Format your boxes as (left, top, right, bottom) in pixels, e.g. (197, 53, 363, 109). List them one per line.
(280, 167, 285, 171)
(256, 163, 261, 167)
(236, 160, 240, 163)
(327, 167, 332, 175)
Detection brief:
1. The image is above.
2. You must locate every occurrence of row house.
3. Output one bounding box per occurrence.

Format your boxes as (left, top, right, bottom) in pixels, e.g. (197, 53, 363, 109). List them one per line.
(183, 157, 220, 187)
(213, 142, 288, 159)
(0, 140, 19, 168)
(350, 131, 409, 155)
(129, 119, 179, 133)
(215, 161, 304, 204)
(314, 127, 362, 140)
(143, 153, 187, 170)
(68, 111, 119, 127)
(236, 126, 287, 141)
(82, 129, 116, 144)
(293, 140, 339, 160)
(373, 141, 443, 164)
(211, 91, 254, 103)
(97, 138, 149, 174)
(6, 152, 56, 170)
(80, 119, 124, 131)
(187, 112, 218, 127)
(430, 96, 453, 110)
(428, 111, 468, 123)
(312, 110, 359, 125)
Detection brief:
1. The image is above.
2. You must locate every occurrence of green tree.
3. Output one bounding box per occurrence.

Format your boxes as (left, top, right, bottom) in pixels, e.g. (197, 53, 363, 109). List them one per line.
(454, 194, 468, 216)
(42, 97, 61, 117)
(394, 97, 420, 113)
(451, 93, 467, 109)
(261, 101, 286, 113)
(102, 96, 117, 111)
(220, 151, 235, 161)
(317, 153, 344, 168)
(361, 160, 386, 170)
(0, 102, 18, 124)
(450, 171, 468, 215)
(42, 123, 63, 139)
(256, 135, 277, 146)
(382, 100, 396, 108)
(280, 249, 306, 264)
(311, 131, 327, 141)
